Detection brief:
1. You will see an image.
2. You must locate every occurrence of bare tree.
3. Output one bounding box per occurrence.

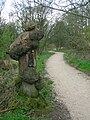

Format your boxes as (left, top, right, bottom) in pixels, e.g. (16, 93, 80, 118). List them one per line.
(34, 0, 90, 19)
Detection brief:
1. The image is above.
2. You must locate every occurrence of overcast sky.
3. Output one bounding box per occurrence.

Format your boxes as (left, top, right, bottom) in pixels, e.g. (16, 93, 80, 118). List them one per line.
(1, 0, 53, 22)
(1, 0, 73, 22)
(1, 0, 16, 21)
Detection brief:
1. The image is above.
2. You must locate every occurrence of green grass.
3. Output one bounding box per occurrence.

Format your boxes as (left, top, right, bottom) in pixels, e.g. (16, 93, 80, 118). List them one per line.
(0, 94, 53, 120)
(53, 49, 65, 52)
(0, 52, 54, 120)
(0, 111, 48, 120)
(64, 50, 90, 72)
(37, 52, 54, 73)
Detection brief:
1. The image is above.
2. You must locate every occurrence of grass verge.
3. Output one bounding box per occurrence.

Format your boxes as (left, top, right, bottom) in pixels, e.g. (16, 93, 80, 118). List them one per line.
(64, 50, 90, 75)
(37, 52, 54, 74)
(53, 49, 65, 52)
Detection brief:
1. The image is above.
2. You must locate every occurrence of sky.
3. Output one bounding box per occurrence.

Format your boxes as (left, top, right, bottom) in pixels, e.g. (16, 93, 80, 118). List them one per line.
(1, 0, 16, 21)
(1, 0, 62, 20)
(1, 0, 73, 22)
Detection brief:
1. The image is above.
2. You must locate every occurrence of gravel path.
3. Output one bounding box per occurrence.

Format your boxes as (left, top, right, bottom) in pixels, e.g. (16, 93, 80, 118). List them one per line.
(46, 52, 90, 120)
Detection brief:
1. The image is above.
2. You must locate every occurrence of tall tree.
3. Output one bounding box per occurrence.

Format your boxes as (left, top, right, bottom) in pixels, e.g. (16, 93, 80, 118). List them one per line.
(48, 20, 67, 50)
(63, 8, 90, 50)
(13, 0, 53, 52)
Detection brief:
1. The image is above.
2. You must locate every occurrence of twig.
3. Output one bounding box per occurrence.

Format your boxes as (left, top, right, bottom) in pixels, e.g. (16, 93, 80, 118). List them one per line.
(34, 0, 90, 19)
(0, 96, 8, 105)
(0, 107, 16, 114)
(0, 101, 19, 114)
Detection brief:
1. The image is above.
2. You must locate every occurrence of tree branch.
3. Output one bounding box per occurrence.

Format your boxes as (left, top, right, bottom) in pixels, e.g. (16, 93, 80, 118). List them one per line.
(34, 0, 90, 19)
(0, 0, 7, 13)
(0, 101, 19, 114)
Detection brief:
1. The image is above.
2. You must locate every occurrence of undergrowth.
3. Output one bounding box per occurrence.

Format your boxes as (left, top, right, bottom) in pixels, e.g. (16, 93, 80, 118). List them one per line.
(0, 52, 54, 120)
(64, 50, 90, 75)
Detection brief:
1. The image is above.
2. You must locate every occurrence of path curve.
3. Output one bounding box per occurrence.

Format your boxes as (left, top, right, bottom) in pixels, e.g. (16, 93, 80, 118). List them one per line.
(46, 52, 90, 120)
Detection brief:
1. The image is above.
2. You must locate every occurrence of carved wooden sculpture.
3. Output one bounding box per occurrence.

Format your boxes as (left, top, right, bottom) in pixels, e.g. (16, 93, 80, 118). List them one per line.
(8, 21, 43, 97)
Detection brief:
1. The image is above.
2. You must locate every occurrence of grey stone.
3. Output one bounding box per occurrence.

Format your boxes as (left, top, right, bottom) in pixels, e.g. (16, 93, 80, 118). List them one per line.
(21, 82, 38, 98)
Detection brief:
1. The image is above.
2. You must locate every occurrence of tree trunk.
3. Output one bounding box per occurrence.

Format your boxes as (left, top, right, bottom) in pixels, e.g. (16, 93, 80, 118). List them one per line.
(19, 54, 28, 75)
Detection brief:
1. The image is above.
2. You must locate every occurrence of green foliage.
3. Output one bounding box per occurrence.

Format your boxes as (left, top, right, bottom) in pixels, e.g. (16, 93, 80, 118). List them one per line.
(65, 50, 90, 72)
(0, 112, 51, 120)
(0, 22, 18, 59)
(85, 26, 90, 42)
(37, 52, 54, 73)
(0, 79, 53, 120)
(0, 52, 54, 120)
(39, 79, 54, 105)
(0, 112, 30, 120)
(13, 75, 21, 86)
(11, 60, 19, 69)
(49, 21, 67, 50)
(63, 10, 90, 50)
(53, 49, 65, 52)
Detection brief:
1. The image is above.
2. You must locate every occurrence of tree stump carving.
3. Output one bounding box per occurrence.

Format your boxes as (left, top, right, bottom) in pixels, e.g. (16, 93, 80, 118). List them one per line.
(8, 21, 43, 97)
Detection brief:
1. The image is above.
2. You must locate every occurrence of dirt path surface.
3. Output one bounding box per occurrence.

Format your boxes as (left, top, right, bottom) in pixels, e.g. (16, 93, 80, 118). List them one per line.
(46, 52, 90, 120)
